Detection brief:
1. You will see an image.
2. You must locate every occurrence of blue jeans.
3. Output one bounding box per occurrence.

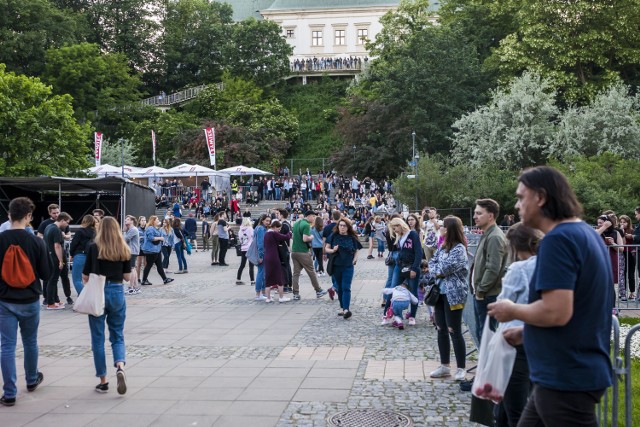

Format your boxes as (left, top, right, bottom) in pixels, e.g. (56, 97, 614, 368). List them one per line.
(376, 238, 385, 254)
(174, 242, 187, 271)
(0, 300, 40, 398)
(71, 253, 86, 295)
(88, 283, 126, 377)
(383, 251, 399, 314)
(332, 265, 354, 310)
(256, 262, 265, 292)
(474, 294, 498, 343)
(391, 299, 410, 317)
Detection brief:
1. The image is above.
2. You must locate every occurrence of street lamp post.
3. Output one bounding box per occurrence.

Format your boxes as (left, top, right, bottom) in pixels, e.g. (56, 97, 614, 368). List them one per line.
(412, 131, 418, 211)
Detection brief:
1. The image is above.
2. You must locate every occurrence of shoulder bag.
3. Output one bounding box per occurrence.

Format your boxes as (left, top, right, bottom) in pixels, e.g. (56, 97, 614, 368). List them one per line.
(73, 248, 105, 317)
(424, 276, 441, 306)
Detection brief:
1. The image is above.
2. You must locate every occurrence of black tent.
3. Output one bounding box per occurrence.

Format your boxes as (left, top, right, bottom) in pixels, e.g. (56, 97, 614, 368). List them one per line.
(0, 176, 155, 228)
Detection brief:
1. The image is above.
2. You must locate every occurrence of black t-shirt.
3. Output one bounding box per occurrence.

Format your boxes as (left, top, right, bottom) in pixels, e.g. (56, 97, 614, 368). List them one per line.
(43, 224, 64, 256)
(0, 229, 51, 303)
(37, 218, 69, 236)
(83, 243, 131, 283)
(326, 233, 362, 266)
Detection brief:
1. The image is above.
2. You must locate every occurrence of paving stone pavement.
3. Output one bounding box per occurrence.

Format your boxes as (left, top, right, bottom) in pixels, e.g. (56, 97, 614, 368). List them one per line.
(4, 250, 481, 426)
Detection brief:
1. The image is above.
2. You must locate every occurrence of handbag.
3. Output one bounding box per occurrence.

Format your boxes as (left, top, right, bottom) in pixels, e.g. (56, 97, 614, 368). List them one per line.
(384, 252, 395, 266)
(73, 273, 105, 317)
(246, 236, 260, 265)
(326, 251, 337, 276)
(185, 240, 192, 255)
(424, 276, 441, 306)
(472, 317, 517, 403)
(235, 243, 243, 257)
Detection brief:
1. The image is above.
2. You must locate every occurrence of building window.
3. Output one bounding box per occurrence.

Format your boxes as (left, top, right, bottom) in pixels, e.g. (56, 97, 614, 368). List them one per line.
(357, 28, 369, 44)
(335, 29, 346, 46)
(286, 29, 294, 38)
(312, 31, 323, 46)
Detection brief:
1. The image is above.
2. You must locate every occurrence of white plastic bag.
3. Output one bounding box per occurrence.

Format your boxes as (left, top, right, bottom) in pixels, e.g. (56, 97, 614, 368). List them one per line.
(472, 316, 517, 403)
(73, 273, 106, 317)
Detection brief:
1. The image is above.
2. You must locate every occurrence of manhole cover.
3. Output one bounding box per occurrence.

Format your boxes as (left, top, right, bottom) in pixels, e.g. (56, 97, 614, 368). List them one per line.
(327, 409, 413, 427)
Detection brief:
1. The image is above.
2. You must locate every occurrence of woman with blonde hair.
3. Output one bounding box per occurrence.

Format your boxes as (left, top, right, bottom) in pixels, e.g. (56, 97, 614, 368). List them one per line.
(160, 218, 175, 272)
(381, 217, 422, 325)
(69, 214, 97, 295)
(82, 217, 131, 395)
(140, 216, 173, 286)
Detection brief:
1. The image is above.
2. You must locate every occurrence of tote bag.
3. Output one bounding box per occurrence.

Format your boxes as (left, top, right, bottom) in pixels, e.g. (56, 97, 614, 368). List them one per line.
(73, 273, 105, 317)
(246, 236, 260, 265)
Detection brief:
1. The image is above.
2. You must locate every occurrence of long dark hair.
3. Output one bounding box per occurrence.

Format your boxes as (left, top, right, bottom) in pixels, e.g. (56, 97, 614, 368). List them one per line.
(443, 215, 466, 252)
(518, 166, 583, 220)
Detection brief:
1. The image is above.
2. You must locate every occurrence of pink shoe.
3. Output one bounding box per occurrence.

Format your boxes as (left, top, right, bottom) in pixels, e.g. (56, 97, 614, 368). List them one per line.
(398, 322, 405, 330)
(392, 320, 398, 328)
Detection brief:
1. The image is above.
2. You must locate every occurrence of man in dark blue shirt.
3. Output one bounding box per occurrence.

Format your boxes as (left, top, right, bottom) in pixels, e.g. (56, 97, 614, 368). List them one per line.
(489, 166, 613, 427)
(184, 213, 198, 252)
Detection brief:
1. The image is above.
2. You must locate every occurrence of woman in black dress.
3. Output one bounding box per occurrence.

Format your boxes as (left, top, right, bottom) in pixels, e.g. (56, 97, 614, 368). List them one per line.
(263, 220, 292, 303)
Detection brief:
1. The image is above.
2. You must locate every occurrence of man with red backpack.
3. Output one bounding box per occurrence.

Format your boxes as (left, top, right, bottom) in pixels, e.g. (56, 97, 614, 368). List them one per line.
(0, 197, 51, 406)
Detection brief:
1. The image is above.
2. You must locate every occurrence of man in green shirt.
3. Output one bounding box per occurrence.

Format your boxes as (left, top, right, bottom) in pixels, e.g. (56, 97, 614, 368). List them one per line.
(291, 211, 327, 300)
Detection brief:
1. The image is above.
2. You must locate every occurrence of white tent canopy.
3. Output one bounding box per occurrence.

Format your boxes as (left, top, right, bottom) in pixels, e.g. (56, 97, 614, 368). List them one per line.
(131, 166, 169, 177)
(166, 163, 218, 175)
(217, 165, 272, 176)
(89, 164, 142, 177)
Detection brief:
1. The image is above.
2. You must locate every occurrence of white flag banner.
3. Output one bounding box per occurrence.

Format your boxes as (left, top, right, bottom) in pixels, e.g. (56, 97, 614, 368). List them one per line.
(94, 132, 103, 166)
(204, 127, 216, 167)
(151, 130, 157, 165)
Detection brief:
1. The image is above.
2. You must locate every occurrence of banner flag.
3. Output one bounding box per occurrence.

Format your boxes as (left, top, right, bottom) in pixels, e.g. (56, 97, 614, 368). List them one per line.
(204, 127, 216, 167)
(94, 132, 103, 166)
(151, 130, 157, 165)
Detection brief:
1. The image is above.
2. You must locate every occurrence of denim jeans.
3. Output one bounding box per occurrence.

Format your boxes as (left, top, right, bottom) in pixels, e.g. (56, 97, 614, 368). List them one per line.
(0, 300, 40, 398)
(161, 245, 172, 269)
(174, 242, 187, 271)
(88, 283, 126, 377)
(383, 251, 399, 315)
(71, 253, 86, 295)
(376, 238, 385, 254)
(391, 299, 409, 317)
(474, 294, 498, 343)
(256, 262, 265, 292)
(332, 265, 354, 310)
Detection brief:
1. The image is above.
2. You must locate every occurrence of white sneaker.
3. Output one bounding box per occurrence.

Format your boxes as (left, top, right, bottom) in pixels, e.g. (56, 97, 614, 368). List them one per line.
(380, 316, 390, 326)
(454, 368, 466, 381)
(430, 365, 451, 378)
(255, 295, 267, 301)
(279, 297, 291, 303)
(408, 317, 416, 326)
(265, 298, 273, 303)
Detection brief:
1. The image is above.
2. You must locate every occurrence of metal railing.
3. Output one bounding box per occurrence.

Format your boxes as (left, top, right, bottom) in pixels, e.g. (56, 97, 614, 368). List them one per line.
(141, 84, 222, 107)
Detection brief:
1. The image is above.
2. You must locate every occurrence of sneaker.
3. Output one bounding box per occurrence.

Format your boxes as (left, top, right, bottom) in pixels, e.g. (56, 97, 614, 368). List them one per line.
(116, 368, 127, 395)
(391, 320, 399, 328)
(126, 287, 135, 295)
(430, 365, 451, 378)
(454, 368, 466, 381)
(367, 255, 374, 259)
(236, 280, 245, 286)
(0, 396, 16, 406)
(338, 311, 345, 316)
(327, 287, 336, 300)
(265, 298, 273, 303)
(95, 382, 109, 393)
(316, 289, 327, 298)
(141, 280, 152, 286)
(460, 378, 474, 392)
(27, 372, 44, 392)
(381, 316, 390, 326)
(279, 297, 291, 303)
(164, 269, 172, 273)
(130, 288, 142, 295)
(182, 270, 189, 274)
(66, 297, 73, 305)
(620, 296, 628, 302)
(219, 263, 229, 266)
(293, 294, 301, 301)
(251, 281, 256, 286)
(175, 270, 184, 274)
(255, 295, 267, 301)
(343, 310, 352, 319)
(163, 278, 174, 284)
(46, 304, 64, 310)
(408, 317, 416, 326)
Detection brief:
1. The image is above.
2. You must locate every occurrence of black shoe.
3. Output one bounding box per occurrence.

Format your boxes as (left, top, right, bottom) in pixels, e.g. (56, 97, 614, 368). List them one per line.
(66, 297, 73, 305)
(343, 310, 352, 319)
(338, 311, 345, 316)
(95, 382, 109, 393)
(163, 278, 174, 284)
(27, 372, 44, 392)
(219, 263, 229, 266)
(367, 255, 374, 259)
(116, 368, 127, 395)
(0, 395, 16, 406)
(141, 280, 152, 286)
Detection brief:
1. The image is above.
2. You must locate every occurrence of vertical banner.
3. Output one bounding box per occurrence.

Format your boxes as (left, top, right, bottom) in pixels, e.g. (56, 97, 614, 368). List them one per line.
(94, 132, 103, 166)
(151, 130, 157, 166)
(204, 127, 216, 167)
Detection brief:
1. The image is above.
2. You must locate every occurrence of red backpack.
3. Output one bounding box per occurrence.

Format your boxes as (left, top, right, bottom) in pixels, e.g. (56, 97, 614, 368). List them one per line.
(2, 245, 36, 288)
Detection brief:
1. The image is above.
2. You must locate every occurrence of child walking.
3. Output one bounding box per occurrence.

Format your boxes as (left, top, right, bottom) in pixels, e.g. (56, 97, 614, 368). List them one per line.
(381, 283, 418, 330)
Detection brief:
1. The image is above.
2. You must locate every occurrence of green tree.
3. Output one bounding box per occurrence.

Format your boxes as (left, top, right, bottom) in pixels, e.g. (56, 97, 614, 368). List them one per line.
(490, 0, 640, 103)
(42, 43, 142, 120)
(451, 72, 558, 170)
(162, 0, 233, 91)
(0, 65, 91, 176)
(227, 18, 293, 87)
(100, 138, 138, 166)
(0, 0, 82, 75)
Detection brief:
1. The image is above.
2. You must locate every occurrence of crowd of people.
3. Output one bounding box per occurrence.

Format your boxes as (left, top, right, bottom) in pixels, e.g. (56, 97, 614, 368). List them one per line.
(0, 166, 632, 427)
(290, 56, 368, 72)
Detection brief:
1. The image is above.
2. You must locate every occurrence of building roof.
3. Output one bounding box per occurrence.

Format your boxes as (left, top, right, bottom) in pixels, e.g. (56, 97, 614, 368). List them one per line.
(215, 0, 273, 21)
(265, 0, 401, 11)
